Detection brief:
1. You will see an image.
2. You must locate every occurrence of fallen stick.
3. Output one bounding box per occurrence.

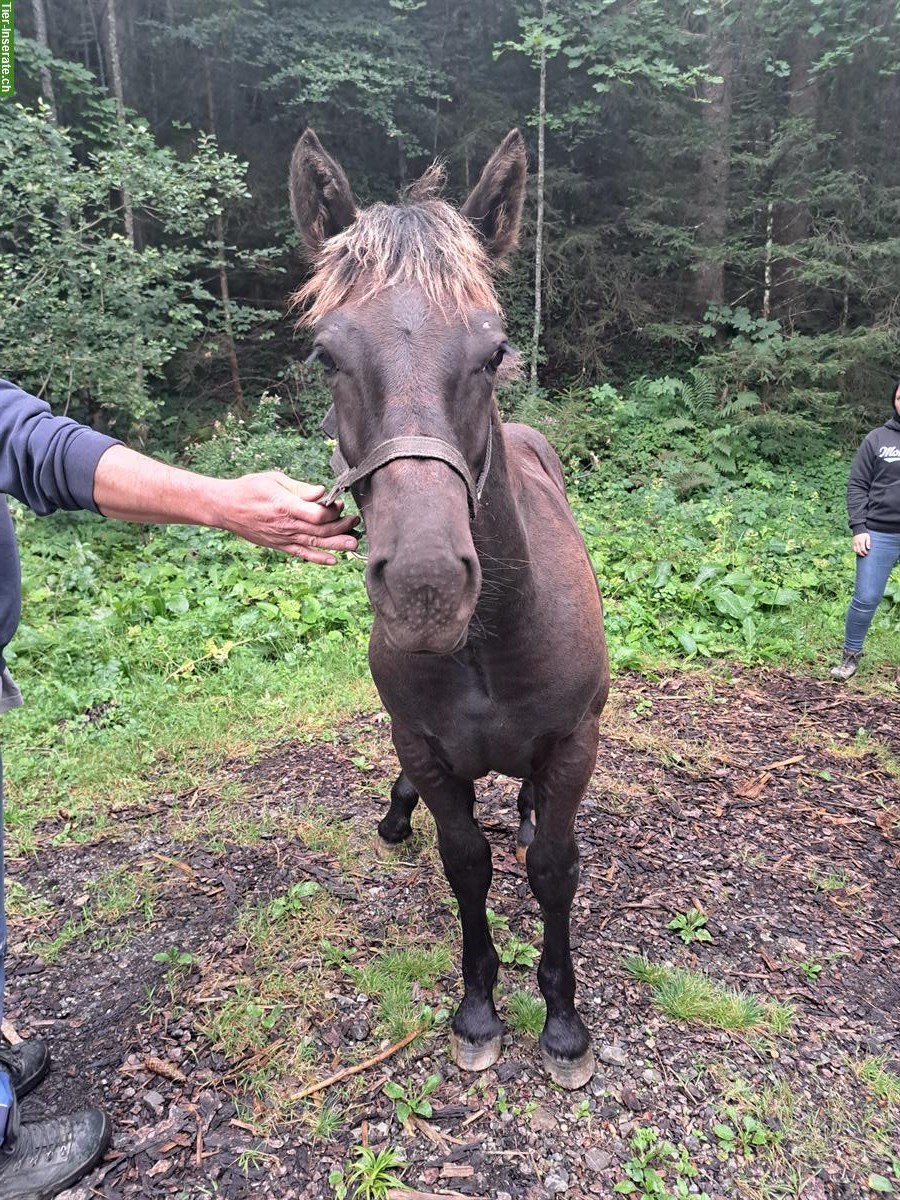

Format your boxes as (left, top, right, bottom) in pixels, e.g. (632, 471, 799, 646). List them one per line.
(387, 1192, 483, 1200)
(0, 1020, 21, 1045)
(758, 754, 804, 771)
(294, 1025, 426, 1099)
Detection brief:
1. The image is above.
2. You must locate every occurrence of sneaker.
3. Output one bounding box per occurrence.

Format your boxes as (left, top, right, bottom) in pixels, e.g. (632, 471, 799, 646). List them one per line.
(0, 1041, 50, 1101)
(830, 649, 862, 681)
(0, 1102, 112, 1200)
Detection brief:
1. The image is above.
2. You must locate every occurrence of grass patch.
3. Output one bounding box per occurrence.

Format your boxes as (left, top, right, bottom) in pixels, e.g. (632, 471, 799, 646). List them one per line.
(857, 1056, 900, 1106)
(346, 941, 454, 1042)
(807, 865, 854, 893)
(242, 882, 347, 958)
(88, 866, 155, 923)
(624, 955, 794, 1033)
(5, 880, 54, 921)
(504, 990, 546, 1038)
(297, 804, 356, 871)
(710, 1063, 900, 1195)
(29, 915, 90, 965)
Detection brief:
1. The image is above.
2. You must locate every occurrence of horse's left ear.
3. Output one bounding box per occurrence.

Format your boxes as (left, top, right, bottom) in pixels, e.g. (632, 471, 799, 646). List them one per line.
(289, 129, 357, 257)
(460, 129, 527, 262)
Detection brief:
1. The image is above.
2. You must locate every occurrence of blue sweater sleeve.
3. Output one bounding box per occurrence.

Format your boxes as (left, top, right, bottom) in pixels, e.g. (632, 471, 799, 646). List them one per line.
(0, 379, 121, 516)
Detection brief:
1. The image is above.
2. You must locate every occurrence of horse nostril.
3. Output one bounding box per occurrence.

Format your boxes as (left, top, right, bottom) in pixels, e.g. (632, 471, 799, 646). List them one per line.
(461, 554, 478, 585)
(370, 556, 388, 585)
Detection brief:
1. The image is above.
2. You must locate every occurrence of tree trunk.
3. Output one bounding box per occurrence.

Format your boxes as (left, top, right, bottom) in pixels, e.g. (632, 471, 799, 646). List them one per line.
(530, 1, 547, 390)
(762, 199, 774, 320)
(690, 9, 732, 316)
(204, 60, 245, 415)
(773, 32, 818, 325)
(105, 0, 135, 248)
(30, 0, 58, 122)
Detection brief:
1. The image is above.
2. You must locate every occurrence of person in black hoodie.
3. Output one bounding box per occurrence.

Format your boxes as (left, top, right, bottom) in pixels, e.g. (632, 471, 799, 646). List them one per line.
(831, 380, 900, 680)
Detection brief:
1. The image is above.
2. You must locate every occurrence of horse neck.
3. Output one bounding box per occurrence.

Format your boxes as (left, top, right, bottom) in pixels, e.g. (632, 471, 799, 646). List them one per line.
(472, 410, 534, 615)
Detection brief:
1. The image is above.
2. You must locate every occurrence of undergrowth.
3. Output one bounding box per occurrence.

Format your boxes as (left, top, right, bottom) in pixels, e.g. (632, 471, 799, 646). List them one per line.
(3, 380, 897, 846)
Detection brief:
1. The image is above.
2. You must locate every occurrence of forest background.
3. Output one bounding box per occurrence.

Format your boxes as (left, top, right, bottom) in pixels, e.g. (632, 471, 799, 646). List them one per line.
(2, 0, 899, 821)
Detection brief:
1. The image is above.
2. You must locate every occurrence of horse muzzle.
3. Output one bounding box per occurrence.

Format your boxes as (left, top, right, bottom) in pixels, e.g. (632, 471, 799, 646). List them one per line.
(366, 547, 481, 655)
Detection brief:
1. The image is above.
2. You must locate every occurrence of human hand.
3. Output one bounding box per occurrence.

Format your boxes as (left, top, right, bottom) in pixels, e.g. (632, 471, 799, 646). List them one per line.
(215, 471, 359, 564)
(852, 532, 870, 557)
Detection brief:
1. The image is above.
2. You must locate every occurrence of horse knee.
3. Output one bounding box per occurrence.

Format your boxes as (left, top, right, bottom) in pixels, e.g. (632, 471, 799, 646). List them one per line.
(526, 834, 580, 912)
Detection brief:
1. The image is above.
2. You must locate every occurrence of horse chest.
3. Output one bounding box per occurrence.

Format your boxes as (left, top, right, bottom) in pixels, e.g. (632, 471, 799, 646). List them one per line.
(374, 641, 574, 780)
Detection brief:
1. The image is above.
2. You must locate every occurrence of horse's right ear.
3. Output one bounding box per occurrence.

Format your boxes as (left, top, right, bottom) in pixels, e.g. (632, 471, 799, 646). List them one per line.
(461, 129, 527, 262)
(289, 129, 356, 256)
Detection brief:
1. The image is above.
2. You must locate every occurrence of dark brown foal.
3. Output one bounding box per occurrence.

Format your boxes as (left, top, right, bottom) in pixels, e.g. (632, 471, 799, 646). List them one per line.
(289, 128, 609, 1089)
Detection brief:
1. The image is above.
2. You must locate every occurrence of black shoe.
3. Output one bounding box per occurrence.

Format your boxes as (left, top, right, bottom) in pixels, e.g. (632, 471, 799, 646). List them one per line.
(0, 1041, 51, 1101)
(0, 1102, 112, 1200)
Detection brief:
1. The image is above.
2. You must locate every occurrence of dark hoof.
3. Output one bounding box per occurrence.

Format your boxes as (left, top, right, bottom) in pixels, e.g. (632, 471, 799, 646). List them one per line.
(449, 1029, 502, 1072)
(541, 1045, 595, 1090)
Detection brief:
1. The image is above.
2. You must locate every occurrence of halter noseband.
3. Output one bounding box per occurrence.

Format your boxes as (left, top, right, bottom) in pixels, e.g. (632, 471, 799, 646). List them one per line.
(320, 406, 492, 519)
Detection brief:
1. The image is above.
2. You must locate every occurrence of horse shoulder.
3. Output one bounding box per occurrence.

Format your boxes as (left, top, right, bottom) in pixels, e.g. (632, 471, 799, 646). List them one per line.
(503, 422, 567, 496)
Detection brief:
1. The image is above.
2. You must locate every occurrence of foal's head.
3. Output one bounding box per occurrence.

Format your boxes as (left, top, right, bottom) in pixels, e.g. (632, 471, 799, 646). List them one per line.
(290, 129, 526, 655)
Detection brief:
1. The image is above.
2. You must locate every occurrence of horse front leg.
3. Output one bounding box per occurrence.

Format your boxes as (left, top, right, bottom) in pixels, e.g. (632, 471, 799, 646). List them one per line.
(393, 729, 504, 1072)
(527, 716, 599, 1090)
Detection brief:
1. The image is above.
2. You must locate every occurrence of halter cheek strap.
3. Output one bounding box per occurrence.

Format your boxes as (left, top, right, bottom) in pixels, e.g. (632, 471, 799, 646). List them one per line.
(320, 406, 492, 519)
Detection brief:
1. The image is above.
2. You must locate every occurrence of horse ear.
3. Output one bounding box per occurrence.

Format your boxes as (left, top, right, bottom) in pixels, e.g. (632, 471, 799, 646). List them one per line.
(289, 129, 356, 256)
(460, 129, 527, 262)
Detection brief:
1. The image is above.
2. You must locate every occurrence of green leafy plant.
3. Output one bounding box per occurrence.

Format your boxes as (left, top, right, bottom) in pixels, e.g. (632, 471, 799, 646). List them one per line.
(153, 947, 195, 969)
(713, 1108, 778, 1157)
(666, 909, 712, 945)
(486, 908, 510, 931)
(798, 959, 823, 984)
(330, 1145, 407, 1200)
(499, 936, 540, 968)
(268, 881, 320, 920)
(867, 1175, 896, 1195)
(613, 1126, 711, 1198)
(383, 1074, 440, 1124)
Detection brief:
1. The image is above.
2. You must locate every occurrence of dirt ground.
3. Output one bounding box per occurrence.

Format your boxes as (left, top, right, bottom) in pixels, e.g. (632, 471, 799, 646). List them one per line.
(6, 668, 899, 1200)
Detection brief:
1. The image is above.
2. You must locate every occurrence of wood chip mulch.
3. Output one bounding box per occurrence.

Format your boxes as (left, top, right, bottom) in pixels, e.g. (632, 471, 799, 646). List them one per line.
(6, 667, 899, 1200)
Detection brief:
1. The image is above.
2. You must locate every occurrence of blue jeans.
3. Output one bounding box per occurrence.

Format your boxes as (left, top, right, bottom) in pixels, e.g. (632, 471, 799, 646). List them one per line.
(843, 530, 900, 652)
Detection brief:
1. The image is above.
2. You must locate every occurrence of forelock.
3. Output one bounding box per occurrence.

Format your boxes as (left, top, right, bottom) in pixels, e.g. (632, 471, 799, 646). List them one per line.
(291, 188, 500, 327)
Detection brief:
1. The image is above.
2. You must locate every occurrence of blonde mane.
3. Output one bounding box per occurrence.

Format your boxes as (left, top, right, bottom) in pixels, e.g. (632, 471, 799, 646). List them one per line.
(292, 167, 500, 326)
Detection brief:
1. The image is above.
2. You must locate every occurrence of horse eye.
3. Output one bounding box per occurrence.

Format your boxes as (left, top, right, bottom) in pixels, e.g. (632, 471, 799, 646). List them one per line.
(483, 345, 506, 374)
(306, 346, 338, 374)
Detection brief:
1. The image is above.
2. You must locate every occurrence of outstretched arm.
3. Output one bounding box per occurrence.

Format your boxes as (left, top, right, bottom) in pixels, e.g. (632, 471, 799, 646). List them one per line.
(0, 379, 357, 564)
(93, 445, 358, 564)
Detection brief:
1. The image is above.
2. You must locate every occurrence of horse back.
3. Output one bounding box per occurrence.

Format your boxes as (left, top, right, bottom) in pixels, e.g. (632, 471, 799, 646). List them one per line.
(502, 421, 608, 706)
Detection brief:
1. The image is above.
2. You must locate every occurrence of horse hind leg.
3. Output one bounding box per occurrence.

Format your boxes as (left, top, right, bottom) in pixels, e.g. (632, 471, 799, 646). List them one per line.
(515, 779, 535, 864)
(376, 770, 419, 850)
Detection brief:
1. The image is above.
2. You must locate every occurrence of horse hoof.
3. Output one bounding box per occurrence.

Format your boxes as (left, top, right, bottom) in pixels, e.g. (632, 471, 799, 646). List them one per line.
(541, 1045, 595, 1090)
(449, 1030, 502, 1073)
(515, 842, 528, 865)
(374, 834, 409, 859)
